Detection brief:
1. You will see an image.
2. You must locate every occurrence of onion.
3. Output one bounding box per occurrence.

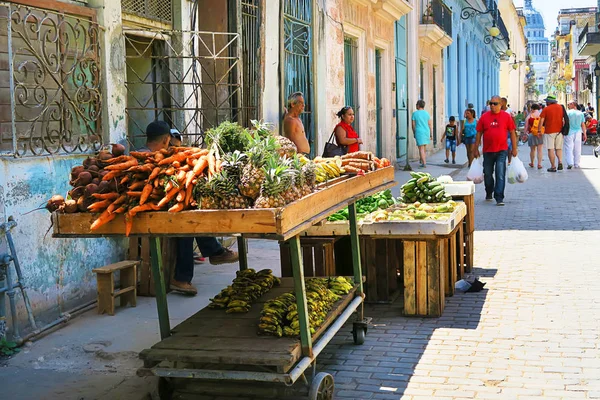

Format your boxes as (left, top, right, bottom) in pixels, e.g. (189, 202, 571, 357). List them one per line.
(111, 143, 126, 157)
(72, 171, 92, 187)
(64, 199, 78, 213)
(84, 183, 99, 198)
(46, 195, 65, 212)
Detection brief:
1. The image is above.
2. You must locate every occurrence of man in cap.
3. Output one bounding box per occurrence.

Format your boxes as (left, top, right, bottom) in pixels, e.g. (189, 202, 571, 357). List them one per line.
(140, 122, 239, 295)
(539, 95, 565, 172)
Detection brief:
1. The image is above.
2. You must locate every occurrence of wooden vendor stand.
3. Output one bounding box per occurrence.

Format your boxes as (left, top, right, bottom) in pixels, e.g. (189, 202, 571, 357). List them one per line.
(52, 168, 394, 400)
(304, 203, 467, 317)
(441, 182, 475, 274)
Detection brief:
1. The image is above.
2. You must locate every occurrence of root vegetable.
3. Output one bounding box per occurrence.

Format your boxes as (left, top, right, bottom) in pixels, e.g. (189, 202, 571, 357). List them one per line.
(341, 151, 372, 161)
(157, 187, 180, 208)
(72, 171, 92, 187)
(128, 181, 146, 191)
(106, 155, 132, 164)
(176, 189, 185, 203)
(91, 178, 100, 185)
(91, 193, 119, 201)
(97, 150, 113, 162)
(140, 183, 154, 205)
(46, 195, 65, 212)
(68, 187, 85, 200)
(87, 165, 100, 173)
(104, 159, 138, 171)
(168, 202, 184, 213)
(111, 143, 126, 157)
(64, 199, 78, 213)
(126, 191, 142, 198)
(148, 167, 161, 180)
(71, 166, 85, 181)
(84, 183, 99, 198)
(90, 209, 117, 231)
(87, 199, 111, 212)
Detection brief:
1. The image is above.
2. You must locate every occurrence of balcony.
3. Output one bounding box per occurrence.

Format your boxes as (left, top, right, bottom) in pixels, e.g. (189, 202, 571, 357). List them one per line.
(372, 0, 413, 22)
(578, 23, 600, 56)
(419, 0, 452, 49)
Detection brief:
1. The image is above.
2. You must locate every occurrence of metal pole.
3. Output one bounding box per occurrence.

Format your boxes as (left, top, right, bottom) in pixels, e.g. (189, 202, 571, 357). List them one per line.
(7, 5, 17, 155)
(348, 203, 363, 295)
(289, 235, 313, 358)
(149, 237, 171, 339)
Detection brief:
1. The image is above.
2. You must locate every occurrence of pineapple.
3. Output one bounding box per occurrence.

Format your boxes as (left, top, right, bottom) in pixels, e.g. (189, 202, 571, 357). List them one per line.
(283, 155, 304, 202)
(301, 161, 317, 195)
(254, 163, 288, 209)
(239, 136, 278, 199)
(221, 150, 247, 180)
(209, 170, 250, 209)
(275, 136, 297, 158)
(194, 176, 220, 209)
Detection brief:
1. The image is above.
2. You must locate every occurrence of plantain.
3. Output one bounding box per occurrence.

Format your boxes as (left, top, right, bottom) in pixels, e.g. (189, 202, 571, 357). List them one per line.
(227, 300, 250, 308)
(208, 302, 227, 309)
(226, 306, 250, 313)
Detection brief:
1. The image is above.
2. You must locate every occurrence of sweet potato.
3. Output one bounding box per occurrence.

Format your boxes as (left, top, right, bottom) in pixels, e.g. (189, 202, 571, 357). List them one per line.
(341, 151, 372, 161)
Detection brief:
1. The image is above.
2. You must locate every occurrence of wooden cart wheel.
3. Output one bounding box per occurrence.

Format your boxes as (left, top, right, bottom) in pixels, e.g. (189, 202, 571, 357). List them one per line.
(308, 372, 335, 400)
(353, 327, 366, 345)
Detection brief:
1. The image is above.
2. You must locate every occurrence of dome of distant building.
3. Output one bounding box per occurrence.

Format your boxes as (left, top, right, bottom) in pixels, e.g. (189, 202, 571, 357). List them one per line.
(517, 0, 549, 94)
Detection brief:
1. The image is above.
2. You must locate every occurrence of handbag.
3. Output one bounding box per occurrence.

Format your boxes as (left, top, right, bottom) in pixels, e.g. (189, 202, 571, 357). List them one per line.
(322, 132, 347, 157)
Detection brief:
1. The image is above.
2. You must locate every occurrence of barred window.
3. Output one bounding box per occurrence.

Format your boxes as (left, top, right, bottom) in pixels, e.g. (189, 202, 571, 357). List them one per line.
(0, 3, 102, 157)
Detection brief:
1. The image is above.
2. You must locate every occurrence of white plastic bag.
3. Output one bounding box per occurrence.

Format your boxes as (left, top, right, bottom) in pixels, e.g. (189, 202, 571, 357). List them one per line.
(466, 158, 484, 184)
(507, 156, 528, 184)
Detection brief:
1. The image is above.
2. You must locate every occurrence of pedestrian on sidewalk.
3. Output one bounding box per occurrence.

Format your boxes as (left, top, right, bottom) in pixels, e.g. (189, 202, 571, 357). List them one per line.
(461, 109, 478, 167)
(474, 95, 518, 206)
(539, 95, 565, 172)
(525, 103, 544, 169)
(501, 97, 515, 165)
(565, 101, 587, 169)
(441, 116, 458, 164)
(411, 100, 433, 168)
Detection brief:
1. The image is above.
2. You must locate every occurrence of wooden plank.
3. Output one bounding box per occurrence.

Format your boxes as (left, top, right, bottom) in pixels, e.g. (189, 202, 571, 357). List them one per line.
(140, 348, 296, 369)
(96, 273, 114, 315)
(375, 239, 388, 302)
(426, 240, 442, 317)
(448, 235, 457, 297)
(465, 194, 475, 233)
(302, 246, 313, 277)
(415, 241, 428, 316)
(403, 241, 416, 316)
(324, 242, 335, 276)
(465, 232, 474, 273)
(457, 223, 464, 278)
(439, 238, 446, 315)
(92, 260, 139, 273)
(441, 239, 451, 296)
(313, 243, 325, 276)
(140, 238, 151, 296)
(279, 242, 292, 277)
(387, 239, 398, 294)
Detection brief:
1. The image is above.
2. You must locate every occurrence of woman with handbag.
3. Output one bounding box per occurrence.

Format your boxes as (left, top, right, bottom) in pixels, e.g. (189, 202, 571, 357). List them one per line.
(333, 106, 362, 153)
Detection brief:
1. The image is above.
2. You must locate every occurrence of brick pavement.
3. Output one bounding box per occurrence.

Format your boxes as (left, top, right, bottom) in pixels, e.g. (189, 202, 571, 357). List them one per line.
(315, 145, 600, 399)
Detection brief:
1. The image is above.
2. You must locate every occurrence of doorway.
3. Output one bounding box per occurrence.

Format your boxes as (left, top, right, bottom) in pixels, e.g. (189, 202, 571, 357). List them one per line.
(433, 66, 438, 146)
(375, 49, 383, 157)
(394, 17, 408, 161)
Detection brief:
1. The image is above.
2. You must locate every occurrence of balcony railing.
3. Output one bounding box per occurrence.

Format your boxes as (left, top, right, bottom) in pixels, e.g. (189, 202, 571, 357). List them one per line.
(579, 23, 589, 44)
(422, 0, 452, 37)
(122, 0, 172, 24)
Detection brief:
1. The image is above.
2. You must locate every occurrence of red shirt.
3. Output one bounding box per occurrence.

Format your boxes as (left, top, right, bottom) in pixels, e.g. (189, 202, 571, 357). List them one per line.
(588, 119, 597, 134)
(336, 121, 360, 153)
(476, 110, 516, 153)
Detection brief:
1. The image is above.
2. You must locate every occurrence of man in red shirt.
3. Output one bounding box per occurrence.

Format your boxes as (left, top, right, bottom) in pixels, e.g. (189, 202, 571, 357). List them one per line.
(539, 95, 565, 172)
(474, 96, 518, 206)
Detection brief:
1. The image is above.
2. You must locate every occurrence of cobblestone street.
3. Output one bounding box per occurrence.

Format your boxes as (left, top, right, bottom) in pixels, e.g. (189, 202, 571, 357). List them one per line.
(319, 146, 600, 399)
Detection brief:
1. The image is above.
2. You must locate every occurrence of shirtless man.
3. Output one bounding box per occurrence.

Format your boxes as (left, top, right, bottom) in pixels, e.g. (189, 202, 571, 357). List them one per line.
(283, 92, 311, 154)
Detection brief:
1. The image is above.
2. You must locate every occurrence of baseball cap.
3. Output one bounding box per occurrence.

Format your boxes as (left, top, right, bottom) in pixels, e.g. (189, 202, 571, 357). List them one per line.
(544, 95, 557, 103)
(145, 121, 170, 138)
(170, 128, 182, 141)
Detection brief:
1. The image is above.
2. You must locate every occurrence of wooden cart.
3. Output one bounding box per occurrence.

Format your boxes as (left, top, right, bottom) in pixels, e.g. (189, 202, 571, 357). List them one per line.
(441, 182, 475, 273)
(52, 167, 395, 399)
(304, 203, 467, 317)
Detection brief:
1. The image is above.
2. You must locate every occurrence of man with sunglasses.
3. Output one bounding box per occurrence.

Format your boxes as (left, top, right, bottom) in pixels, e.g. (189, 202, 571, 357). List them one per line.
(474, 96, 518, 206)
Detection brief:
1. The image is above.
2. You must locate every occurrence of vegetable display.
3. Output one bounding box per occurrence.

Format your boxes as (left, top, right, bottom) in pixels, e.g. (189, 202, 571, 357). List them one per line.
(258, 277, 354, 337)
(327, 189, 395, 221)
(364, 200, 457, 222)
(400, 172, 451, 204)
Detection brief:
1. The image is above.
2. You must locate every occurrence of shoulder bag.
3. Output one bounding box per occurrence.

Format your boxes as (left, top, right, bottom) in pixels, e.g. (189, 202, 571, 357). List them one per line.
(322, 131, 347, 157)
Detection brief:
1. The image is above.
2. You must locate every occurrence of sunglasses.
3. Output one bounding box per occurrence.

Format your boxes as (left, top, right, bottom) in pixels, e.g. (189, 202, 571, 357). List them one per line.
(489, 102, 500, 106)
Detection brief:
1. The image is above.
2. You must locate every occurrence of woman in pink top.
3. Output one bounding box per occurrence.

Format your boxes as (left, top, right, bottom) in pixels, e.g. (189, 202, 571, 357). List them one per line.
(334, 106, 362, 153)
(525, 103, 544, 169)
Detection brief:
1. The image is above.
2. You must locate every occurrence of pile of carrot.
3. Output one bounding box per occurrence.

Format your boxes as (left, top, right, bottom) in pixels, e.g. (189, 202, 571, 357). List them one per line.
(81, 147, 219, 235)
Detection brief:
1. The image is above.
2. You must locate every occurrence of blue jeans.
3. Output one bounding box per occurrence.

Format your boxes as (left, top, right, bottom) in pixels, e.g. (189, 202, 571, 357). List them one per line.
(483, 150, 507, 202)
(175, 237, 224, 282)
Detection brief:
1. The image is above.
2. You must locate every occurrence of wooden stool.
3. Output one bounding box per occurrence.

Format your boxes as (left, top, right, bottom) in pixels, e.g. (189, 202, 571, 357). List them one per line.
(92, 261, 139, 315)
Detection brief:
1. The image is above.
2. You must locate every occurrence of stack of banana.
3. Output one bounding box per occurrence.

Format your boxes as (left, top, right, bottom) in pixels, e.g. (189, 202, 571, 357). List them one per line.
(208, 268, 280, 313)
(313, 156, 345, 183)
(258, 277, 355, 337)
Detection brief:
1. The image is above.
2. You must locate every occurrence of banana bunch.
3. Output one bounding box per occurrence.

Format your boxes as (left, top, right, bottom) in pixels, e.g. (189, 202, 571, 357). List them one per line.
(208, 268, 281, 313)
(328, 276, 354, 295)
(315, 161, 343, 183)
(258, 277, 352, 338)
(400, 172, 451, 204)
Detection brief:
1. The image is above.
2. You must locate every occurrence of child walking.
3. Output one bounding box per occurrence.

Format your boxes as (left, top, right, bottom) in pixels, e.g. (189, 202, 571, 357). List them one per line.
(441, 116, 458, 164)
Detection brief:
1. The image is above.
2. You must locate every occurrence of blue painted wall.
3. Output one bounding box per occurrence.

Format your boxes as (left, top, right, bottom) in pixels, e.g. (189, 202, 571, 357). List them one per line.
(0, 155, 126, 332)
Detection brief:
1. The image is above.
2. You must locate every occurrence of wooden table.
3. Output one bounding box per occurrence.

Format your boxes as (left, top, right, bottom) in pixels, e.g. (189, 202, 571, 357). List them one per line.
(304, 204, 467, 317)
(52, 167, 395, 396)
(441, 181, 475, 273)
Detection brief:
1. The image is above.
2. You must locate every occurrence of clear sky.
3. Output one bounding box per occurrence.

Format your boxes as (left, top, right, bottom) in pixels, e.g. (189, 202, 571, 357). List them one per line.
(512, 0, 598, 36)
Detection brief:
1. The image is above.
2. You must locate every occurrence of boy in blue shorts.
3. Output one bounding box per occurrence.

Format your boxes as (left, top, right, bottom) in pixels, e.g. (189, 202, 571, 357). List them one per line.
(442, 116, 458, 164)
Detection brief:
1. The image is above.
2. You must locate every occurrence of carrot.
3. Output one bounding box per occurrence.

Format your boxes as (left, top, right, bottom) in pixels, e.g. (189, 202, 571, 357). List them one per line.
(130, 151, 152, 159)
(165, 180, 174, 192)
(105, 159, 138, 171)
(157, 187, 180, 208)
(176, 169, 187, 184)
(348, 161, 370, 171)
(106, 155, 133, 164)
(126, 191, 142, 198)
(380, 158, 390, 167)
(148, 167, 162, 180)
(154, 153, 165, 162)
(185, 170, 195, 188)
(165, 167, 175, 176)
(158, 152, 189, 166)
(128, 181, 146, 191)
(193, 156, 208, 176)
(129, 203, 155, 216)
(168, 202, 185, 213)
(126, 164, 154, 174)
(176, 189, 185, 203)
(172, 161, 181, 169)
(113, 205, 127, 214)
(91, 193, 119, 201)
(120, 176, 130, 185)
(125, 212, 133, 237)
(90, 209, 117, 231)
(154, 179, 160, 188)
(184, 183, 194, 207)
(102, 170, 124, 181)
(179, 165, 190, 172)
(139, 183, 154, 205)
(87, 199, 111, 212)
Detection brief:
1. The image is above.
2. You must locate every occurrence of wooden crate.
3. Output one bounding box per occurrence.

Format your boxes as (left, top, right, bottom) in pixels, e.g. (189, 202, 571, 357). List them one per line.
(129, 237, 177, 297)
(448, 193, 474, 273)
(464, 231, 474, 273)
(279, 237, 337, 277)
(402, 240, 445, 317)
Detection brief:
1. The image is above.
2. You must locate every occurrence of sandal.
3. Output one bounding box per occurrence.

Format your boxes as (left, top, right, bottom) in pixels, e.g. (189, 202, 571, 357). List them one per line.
(528, 162, 534, 168)
(547, 167, 557, 172)
(537, 165, 542, 169)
